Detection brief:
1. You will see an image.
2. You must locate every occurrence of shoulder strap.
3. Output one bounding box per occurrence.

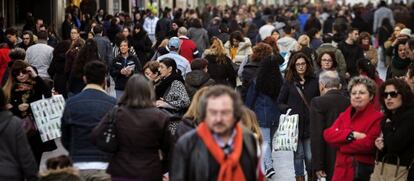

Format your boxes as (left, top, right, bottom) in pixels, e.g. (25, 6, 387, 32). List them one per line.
(295, 85, 310, 109)
(109, 106, 119, 124)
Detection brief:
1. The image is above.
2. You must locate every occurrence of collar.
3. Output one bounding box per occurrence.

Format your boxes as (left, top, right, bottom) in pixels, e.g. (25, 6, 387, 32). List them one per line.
(82, 84, 106, 93)
(178, 35, 189, 39)
(212, 128, 237, 149)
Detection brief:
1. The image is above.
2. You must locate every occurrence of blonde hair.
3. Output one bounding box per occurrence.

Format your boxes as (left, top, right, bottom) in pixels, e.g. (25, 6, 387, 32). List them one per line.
(295, 34, 310, 51)
(240, 106, 263, 145)
(183, 87, 210, 124)
(207, 37, 227, 56)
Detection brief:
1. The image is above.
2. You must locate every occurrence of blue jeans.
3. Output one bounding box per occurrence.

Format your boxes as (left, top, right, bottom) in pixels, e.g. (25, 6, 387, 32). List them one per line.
(294, 138, 312, 176)
(260, 127, 274, 171)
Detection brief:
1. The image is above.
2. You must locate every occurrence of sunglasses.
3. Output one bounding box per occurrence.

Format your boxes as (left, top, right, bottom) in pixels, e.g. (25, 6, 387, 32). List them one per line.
(12, 69, 28, 76)
(382, 91, 399, 98)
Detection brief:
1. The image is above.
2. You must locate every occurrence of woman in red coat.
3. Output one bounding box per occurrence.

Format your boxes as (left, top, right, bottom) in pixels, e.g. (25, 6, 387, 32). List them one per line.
(324, 76, 383, 181)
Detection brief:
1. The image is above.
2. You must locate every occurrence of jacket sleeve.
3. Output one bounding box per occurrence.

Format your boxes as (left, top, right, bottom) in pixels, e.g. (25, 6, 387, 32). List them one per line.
(60, 107, 71, 151)
(14, 118, 39, 181)
(309, 99, 327, 171)
(106, 41, 114, 66)
(339, 116, 382, 154)
(277, 82, 290, 113)
(48, 59, 56, 78)
(225, 58, 237, 88)
(335, 50, 347, 78)
(382, 114, 414, 154)
(34, 76, 52, 98)
(323, 113, 352, 147)
(169, 135, 191, 181)
(160, 115, 171, 173)
(133, 57, 143, 73)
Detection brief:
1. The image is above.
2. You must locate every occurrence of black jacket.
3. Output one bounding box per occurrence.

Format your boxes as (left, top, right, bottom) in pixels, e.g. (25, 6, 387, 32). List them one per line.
(131, 31, 154, 66)
(309, 90, 350, 181)
(378, 106, 414, 178)
(277, 77, 320, 139)
(48, 52, 68, 98)
(205, 54, 237, 88)
(170, 128, 259, 181)
(184, 70, 215, 99)
(240, 59, 260, 100)
(0, 111, 38, 181)
(110, 54, 142, 90)
(337, 41, 365, 77)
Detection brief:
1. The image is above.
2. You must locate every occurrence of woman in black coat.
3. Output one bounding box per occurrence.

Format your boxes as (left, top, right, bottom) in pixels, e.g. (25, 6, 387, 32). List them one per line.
(131, 23, 154, 66)
(375, 78, 414, 180)
(48, 40, 71, 98)
(277, 52, 319, 180)
(2, 60, 56, 165)
(93, 74, 171, 181)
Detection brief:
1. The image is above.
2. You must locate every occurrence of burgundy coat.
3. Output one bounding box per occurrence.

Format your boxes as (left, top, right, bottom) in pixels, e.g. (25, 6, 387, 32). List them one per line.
(323, 103, 383, 181)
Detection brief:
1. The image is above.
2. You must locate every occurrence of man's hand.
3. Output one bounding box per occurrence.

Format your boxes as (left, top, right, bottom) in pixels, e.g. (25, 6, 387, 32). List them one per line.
(316, 170, 327, 179)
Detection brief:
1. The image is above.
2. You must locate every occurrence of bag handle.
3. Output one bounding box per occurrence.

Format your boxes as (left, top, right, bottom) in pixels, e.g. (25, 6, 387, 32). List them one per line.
(109, 105, 119, 124)
(295, 85, 310, 109)
(285, 108, 292, 116)
(379, 154, 401, 177)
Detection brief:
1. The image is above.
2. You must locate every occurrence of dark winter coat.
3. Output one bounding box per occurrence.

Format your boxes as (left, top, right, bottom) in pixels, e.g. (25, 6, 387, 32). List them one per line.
(240, 57, 260, 100)
(97, 106, 171, 180)
(170, 128, 259, 181)
(204, 53, 237, 88)
(310, 89, 350, 181)
(277, 77, 320, 139)
(110, 54, 142, 90)
(0, 111, 38, 181)
(131, 31, 154, 66)
(48, 52, 68, 98)
(184, 70, 215, 99)
(378, 106, 414, 180)
(337, 41, 365, 77)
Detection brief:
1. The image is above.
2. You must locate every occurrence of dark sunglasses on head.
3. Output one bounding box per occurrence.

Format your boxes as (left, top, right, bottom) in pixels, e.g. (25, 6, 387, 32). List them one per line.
(12, 69, 28, 76)
(382, 91, 399, 98)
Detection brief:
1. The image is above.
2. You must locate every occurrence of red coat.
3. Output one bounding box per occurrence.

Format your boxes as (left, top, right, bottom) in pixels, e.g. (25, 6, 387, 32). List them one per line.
(179, 36, 198, 63)
(0, 47, 10, 84)
(323, 103, 383, 181)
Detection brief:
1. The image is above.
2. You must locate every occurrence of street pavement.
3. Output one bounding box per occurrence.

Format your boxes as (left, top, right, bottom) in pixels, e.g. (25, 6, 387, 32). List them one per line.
(40, 59, 388, 180)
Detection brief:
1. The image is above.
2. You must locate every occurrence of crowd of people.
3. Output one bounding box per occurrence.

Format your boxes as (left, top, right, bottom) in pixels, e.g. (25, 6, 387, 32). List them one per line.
(0, 0, 414, 181)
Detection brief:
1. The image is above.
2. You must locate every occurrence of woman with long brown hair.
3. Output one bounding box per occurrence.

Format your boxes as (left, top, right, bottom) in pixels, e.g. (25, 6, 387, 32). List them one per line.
(203, 37, 237, 87)
(2, 60, 56, 165)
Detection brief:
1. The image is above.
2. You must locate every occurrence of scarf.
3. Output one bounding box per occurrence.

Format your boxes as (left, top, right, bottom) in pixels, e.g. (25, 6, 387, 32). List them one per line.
(392, 56, 411, 69)
(196, 122, 246, 181)
(155, 72, 184, 99)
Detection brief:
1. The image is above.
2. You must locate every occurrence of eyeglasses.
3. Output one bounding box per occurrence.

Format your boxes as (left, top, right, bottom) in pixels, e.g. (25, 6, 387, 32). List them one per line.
(382, 91, 399, 98)
(321, 59, 333, 62)
(12, 69, 28, 76)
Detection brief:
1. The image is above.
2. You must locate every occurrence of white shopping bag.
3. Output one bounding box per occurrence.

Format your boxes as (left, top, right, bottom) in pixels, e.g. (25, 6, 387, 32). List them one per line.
(30, 95, 65, 142)
(273, 109, 299, 152)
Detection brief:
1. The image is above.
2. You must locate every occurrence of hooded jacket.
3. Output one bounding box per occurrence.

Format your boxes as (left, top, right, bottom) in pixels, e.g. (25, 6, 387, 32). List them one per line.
(184, 70, 215, 99)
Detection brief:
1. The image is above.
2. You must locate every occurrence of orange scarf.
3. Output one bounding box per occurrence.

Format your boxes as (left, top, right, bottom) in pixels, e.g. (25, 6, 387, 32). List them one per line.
(197, 122, 246, 181)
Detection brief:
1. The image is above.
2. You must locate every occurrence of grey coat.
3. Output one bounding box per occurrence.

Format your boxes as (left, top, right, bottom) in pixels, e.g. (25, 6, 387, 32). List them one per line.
(0, 111, 38, 181)
(188, 27, 209, 53)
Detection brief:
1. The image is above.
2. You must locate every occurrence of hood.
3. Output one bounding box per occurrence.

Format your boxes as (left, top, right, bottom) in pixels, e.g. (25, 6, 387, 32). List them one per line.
(224, 37, 252, 50)
(317, 43, 337, 52)
(277, 37, 297, 52)
(185, 70, 211, 87)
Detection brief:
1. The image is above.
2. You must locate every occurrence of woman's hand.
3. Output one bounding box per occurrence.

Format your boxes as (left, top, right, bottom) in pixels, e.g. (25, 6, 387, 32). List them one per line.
(155, 100, 168, 108)
(26, 66, 37, 78)
(352, 131, 367, 140)
(18, 103, 29, 112)
(375, 137, 384, 150)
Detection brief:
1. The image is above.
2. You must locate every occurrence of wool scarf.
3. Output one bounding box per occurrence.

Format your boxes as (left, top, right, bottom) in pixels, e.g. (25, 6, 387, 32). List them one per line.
(196, 122, 246, 181)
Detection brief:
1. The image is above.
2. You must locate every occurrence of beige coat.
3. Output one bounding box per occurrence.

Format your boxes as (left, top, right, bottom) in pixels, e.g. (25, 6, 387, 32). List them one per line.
(224, 37, 253, 65)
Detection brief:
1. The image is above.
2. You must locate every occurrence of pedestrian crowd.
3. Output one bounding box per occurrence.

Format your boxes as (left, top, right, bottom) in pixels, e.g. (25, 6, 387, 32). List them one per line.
(0, 0, 414, 181)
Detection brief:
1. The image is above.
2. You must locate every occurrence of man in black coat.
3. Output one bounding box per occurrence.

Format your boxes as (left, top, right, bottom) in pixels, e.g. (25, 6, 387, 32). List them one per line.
(310, 70, 350, 181)
(337, 28, 365, 78)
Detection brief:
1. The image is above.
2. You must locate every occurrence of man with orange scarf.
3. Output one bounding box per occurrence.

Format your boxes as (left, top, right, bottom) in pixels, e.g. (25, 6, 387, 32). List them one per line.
(170, 85, 263, 181)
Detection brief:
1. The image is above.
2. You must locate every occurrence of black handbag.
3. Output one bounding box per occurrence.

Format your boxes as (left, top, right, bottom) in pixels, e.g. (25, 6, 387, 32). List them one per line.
(94, 106, 119, 153)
